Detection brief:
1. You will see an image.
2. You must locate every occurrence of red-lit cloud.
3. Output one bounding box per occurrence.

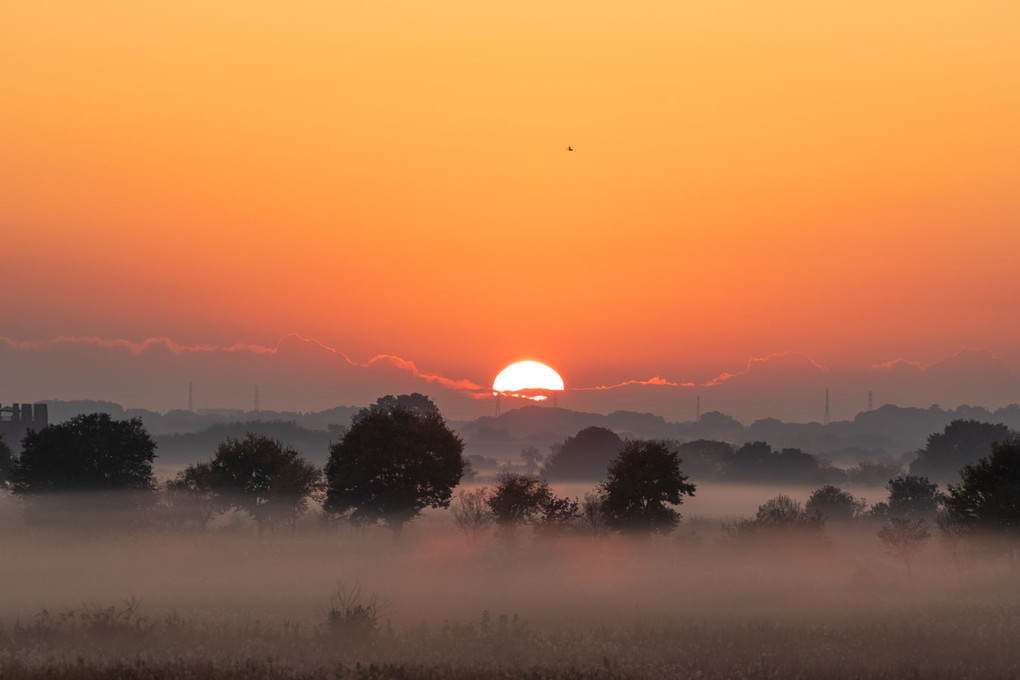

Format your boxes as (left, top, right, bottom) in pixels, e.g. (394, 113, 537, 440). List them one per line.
(703, 352, 831, 387)
(571, 376, 696, 391)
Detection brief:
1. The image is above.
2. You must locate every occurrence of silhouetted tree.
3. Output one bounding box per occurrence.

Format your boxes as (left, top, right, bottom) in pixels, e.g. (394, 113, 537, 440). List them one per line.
(162, 469, 219, 531)
(846, 460, 904, 486)
(520, 446, 544, 473)
(755, 495, 824, 532)
(542, 426, 623, 481)
(486, 471, 553, 532)
(805, 485, 866, 522)
(601, 440, 695, 535)
(269, 452, 324, 532)
(0, 435, 12, 487)
(324, 400, 464, 534)
(886, 475, 941, 518)
(877, 517, 931, 573)
(182, 434, 321, 535)
(867, 501, 892, 519)
(10, 413, 156, 494)
(910, 419, 1013, 483)
(534, 495, 581, 539)
(675, 439, 734, 480)
(944, 439, 1020, 535)
(579, 490, 610, 538)
(935, 509, 973, 576)
(485, 471, 578, 541)
(461, 457, 477, 482)
(372, 393, 439, 416)
(725, 495, 825, 541)
(725, 442, 827, 484)
(450, 487, 493, 542)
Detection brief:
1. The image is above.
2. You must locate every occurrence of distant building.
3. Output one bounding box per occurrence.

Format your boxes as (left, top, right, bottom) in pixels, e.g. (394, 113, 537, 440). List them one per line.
(0, 402, 49, 450)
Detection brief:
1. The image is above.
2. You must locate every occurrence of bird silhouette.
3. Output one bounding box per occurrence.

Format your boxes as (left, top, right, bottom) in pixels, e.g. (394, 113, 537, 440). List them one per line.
(566, 146, 573, 151)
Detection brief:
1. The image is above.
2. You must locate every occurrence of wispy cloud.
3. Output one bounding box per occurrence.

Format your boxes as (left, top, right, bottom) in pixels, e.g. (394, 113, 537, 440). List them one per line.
(363, 354, 483, 391)
(571, 376, 694, 391)
(869, 357, 924, 372)
(870, 347, 1010, 373)
(0, 334, 482, 393)
(1, 335, 277, 356)
(703, 351, 830, 387)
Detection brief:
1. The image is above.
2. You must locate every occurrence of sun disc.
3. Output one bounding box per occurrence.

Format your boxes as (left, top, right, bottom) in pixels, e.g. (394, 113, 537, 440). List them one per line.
(493, 361, 565, 392)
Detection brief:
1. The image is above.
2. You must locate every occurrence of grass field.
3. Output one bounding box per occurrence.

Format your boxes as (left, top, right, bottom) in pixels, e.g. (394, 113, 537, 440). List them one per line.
(1, 492, 1018, 679)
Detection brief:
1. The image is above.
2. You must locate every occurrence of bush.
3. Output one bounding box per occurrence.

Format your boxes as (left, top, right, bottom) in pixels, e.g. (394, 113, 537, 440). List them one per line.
(805, 485, 865, 522)
(724, 495, 826, 543)
(327, 583, 385, 643)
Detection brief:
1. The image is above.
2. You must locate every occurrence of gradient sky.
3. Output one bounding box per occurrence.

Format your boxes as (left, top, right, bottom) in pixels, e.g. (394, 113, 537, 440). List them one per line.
(3, 1, 1019, 403)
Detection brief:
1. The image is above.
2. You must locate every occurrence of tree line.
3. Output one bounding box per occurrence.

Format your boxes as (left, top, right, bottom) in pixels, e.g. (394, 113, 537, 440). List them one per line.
(532, 419, 1014, 486)
(1, 394, 1018, 550)
(0, 393, 695, 537)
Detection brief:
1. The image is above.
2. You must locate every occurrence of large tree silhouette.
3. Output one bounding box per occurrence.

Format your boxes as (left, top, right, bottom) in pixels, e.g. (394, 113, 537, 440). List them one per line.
(886, 475, 941, 518)
(910, 419, 1013, 483)
(180, 433, 321, 535)
(944, 439, 1020, 534)
(542, 426, 623, 481)
(601, 440, 695, 534)
(324, 399, 464, 534)
(726, 442, 827, 484)
(11, 413, 156, 493)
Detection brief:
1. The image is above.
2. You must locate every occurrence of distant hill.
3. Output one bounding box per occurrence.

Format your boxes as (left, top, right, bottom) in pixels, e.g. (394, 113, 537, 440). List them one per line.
(41, 400, 360, 436)
(156, 420, 335, 467)
(458, 403, 1020, 466)
(35, 398, 1020, 473)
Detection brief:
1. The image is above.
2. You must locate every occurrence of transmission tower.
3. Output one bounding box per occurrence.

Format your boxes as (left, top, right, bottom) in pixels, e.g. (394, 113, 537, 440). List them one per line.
(254, 385, 260, 413)
(824, 388, 830, 425)
(696, 395, 701, 422)
(188, 381, 193, 412)
(495, 393, 501, 417)
(868, 390, 873, 411)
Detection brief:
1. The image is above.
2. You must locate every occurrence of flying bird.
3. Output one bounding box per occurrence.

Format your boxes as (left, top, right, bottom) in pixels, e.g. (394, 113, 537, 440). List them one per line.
(566, 146, 573, 151)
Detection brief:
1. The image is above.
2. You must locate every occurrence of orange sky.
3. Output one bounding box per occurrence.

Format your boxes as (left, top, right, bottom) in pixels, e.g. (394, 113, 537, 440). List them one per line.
(2, 1, 1019, 392)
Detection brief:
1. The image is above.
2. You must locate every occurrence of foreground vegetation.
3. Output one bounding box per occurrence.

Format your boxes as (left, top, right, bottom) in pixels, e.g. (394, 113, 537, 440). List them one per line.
(2, 500, 1019, 679)
(3, 582, 1020, 679)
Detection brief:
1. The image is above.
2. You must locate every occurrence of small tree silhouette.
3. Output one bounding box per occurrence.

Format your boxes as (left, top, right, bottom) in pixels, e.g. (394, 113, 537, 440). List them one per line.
(579, 490, 610, 538)
(805, 485, 866, 522)
(181, 434, 321, 536)
(449, 487, 493, 542)
(723, 495, 826, 543)
(327, 582, 387, 643)
(534, 494, 581, 539)
(0, 435, 12, 488)
(886, 475, 941, 518)
(877, 517, 931, 573)
(487, 471, 552, 543)
(520, 446, 544, 474)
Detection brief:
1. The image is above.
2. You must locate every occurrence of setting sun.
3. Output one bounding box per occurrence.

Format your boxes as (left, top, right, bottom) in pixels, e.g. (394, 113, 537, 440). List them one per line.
(493, 361, 565, 393)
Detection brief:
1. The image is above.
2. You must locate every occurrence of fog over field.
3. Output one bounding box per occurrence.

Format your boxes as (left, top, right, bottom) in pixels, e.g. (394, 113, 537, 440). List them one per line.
(2, 488, 1018, 679)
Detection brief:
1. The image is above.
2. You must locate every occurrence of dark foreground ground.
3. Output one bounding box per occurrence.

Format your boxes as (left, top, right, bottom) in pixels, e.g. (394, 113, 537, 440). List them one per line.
(2, 589, 1019, 680)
